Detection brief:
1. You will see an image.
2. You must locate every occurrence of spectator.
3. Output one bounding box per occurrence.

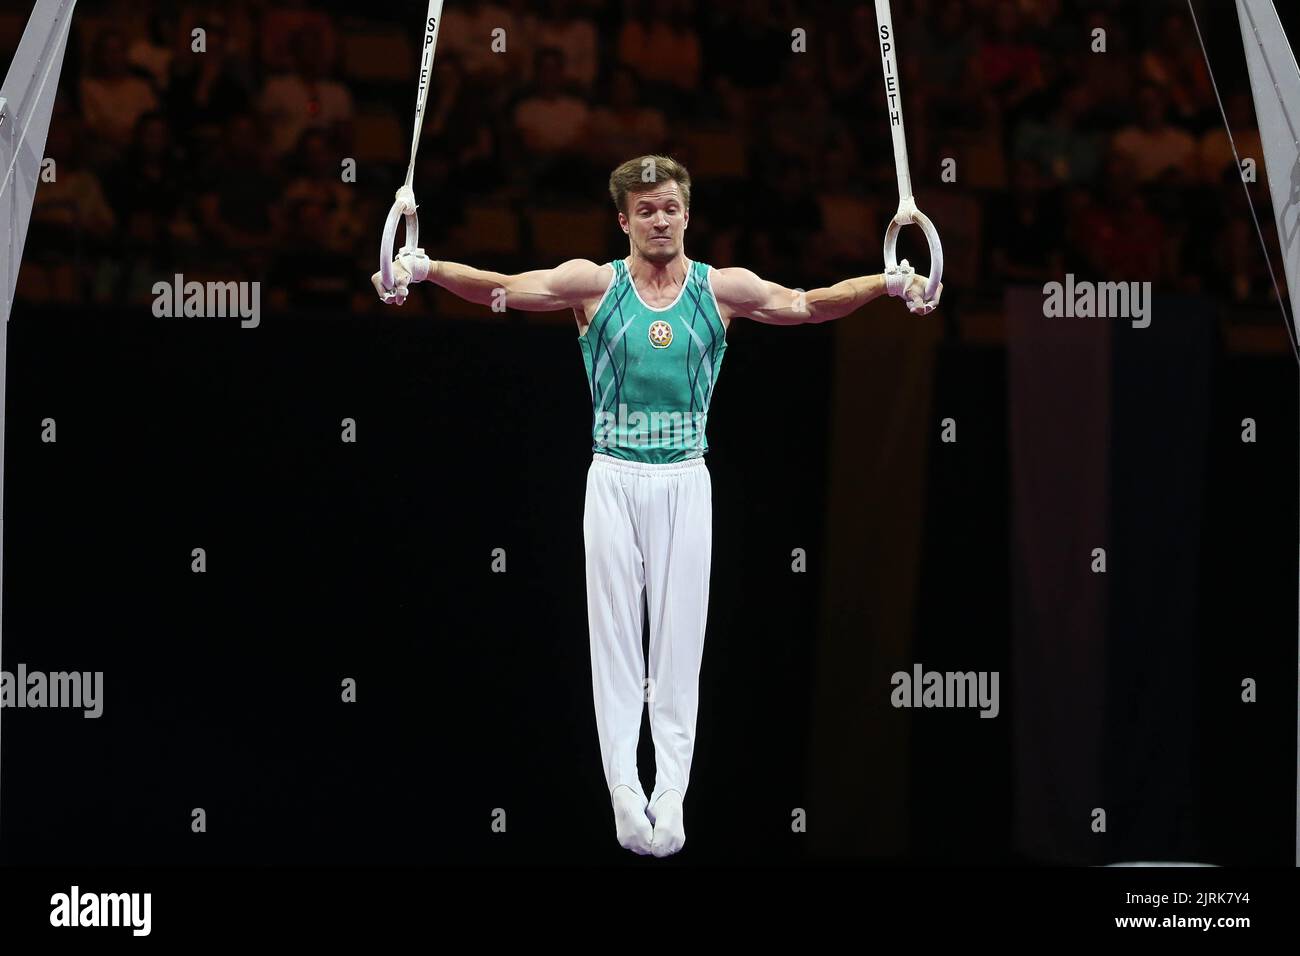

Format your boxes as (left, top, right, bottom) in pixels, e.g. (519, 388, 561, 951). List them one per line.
(815, 145, 875, 273)
(31, 108, 117, 243)
(512, 48, 591, 157)
(535, 0, 599, 93)
(1198, 93, 1263, 185)
(1013, 83, 1102, 185)
(617, 0, 701, 94)
(280, 130, 365, 255)
(195, 113, 281, 254)
(988, 161, 1064, 282)
(32, 0, 1265, 321)
(128, 11, 178, 93)
(440, 1, 524, 88)
(748, 156, 823, 279)
(979, 1, 1044, 111)
(930, 54, 1000, 139)
(1140, 13, 1215, 128)
(508, 46, 595, 200)
(783, 88, 851, 174)
(826, 3, 876, 107)
(265, 199, 356, 313)
(259, 0, 338, 76)
(421, 52, 499, 192)
(25, 104, 117, 305)
(1212, 182, 1272, 304)
(764, 57, 852, 172)
(178, 2, 257, 64)
(1110, 85, 1197, 184)
(1073, 11, 1137, 131)
(167, 15, 255, 144)
(1070, 150, 1167, 281)
(699, 0, 789, 91)
(259, 26, 354, 158)
(692, 73, 752, 130)
(912, 1, 977, 94)
(1023, 0, 1073, 59)
(80, 30, 160, 155)
(108, 113, 192, 243)
(587, 67, 668, 168)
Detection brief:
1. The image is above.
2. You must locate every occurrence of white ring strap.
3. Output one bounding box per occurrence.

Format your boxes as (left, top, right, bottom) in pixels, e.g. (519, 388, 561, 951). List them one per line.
(380, 0, 445, 296)
(875, 0, 943, 310)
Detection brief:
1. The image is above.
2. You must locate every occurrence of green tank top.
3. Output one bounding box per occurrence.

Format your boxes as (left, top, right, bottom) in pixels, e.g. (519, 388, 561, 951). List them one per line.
(578, 258, 727, 463)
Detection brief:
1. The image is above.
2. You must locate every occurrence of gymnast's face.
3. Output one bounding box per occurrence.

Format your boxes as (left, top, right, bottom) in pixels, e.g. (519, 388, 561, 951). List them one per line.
(621, 181, 689, 264)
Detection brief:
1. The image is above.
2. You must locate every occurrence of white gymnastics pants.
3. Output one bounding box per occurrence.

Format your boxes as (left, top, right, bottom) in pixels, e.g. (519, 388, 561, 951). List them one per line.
(583, 451, 712, 808)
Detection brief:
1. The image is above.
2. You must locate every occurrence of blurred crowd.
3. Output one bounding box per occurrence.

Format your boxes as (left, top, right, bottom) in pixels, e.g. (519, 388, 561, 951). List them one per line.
(9, 0, 1279, 316)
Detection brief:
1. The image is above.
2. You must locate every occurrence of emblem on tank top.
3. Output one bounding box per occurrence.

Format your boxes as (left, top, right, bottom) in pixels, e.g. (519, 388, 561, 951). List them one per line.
(648, 319, 673, 349)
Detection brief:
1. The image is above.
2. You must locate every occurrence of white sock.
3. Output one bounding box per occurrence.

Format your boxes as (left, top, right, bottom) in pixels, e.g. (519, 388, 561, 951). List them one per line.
(612, 785, 653, 855)
(647, 791, 686, 858)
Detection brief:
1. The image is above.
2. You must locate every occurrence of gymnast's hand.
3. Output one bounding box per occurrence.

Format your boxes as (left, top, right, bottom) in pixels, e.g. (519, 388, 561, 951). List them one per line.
(371, 251, 433, 306)
(903, 271, 941, 315)
(884, 258, 942, 315)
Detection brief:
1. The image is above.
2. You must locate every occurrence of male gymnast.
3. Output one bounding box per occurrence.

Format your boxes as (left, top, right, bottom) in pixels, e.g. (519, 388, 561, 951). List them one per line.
(372, 154, 941, 857)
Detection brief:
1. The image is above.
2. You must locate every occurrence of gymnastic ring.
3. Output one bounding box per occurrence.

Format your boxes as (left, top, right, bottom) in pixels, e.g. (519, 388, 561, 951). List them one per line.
(883, 208, 944, 311)
(379, 195, 420, 295)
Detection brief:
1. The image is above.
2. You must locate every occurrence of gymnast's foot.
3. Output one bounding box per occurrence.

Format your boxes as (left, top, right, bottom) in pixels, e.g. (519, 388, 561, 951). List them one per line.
(647, 791, 685, 858)
(612, 785, 653, 855)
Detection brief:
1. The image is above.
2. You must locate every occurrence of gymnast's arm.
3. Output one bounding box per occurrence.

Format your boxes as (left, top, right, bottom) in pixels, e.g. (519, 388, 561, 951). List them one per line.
(710, 266, 940, 324)
(372, 255, 611, 311)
